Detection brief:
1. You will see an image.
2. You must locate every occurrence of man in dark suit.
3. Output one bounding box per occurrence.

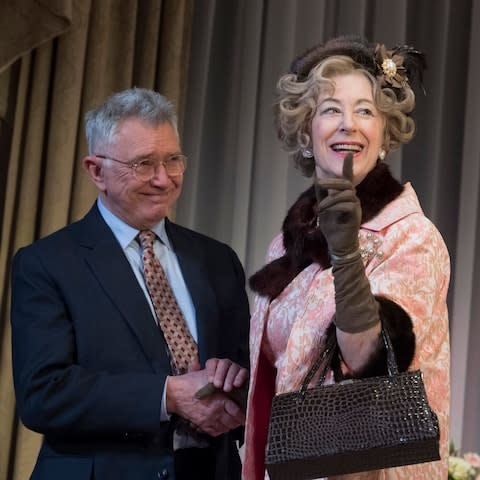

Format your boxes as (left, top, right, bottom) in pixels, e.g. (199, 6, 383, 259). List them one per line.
(11, 88, 250, 480)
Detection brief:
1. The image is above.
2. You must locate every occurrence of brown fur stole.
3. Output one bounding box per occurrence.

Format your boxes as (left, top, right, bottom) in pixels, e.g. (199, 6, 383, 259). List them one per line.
(250, 161, 404, 299)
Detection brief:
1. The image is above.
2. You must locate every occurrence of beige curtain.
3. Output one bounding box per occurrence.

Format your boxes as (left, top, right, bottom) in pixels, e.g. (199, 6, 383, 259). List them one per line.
(0, 0, 73, 73)
(0, 1, 193, 479)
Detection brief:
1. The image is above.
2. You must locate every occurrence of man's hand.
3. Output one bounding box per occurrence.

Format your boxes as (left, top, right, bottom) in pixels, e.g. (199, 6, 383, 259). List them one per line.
(194, 358, 249, 411)
(205, 357, 248, 392)
(166, 359, 247, 437)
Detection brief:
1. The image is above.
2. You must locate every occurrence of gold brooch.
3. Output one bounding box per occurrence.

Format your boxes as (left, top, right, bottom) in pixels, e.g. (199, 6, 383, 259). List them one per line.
(375, 44, 408, 88)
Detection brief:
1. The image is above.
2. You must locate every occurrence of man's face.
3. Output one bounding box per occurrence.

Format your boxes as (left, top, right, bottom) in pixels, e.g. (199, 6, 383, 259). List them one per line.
(86, 118, 183, 230)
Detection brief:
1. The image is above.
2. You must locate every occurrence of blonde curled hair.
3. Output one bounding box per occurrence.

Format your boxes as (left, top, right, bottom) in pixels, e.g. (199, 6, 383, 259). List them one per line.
(275, 55, 416, 177)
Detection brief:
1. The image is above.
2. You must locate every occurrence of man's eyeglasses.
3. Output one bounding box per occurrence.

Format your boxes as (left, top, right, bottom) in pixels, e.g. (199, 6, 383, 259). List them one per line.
(95, 153, 187, 181)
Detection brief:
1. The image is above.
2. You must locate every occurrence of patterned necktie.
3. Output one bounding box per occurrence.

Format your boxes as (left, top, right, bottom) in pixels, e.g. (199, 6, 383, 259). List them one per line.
(139, 230, 199, 374)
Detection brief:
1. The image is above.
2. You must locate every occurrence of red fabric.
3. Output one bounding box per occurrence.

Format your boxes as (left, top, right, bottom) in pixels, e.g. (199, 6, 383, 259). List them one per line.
(251, 351, 276, 480)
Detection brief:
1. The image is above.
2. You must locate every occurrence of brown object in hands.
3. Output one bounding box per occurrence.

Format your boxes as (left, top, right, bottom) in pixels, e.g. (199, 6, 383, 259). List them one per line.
(194, 382, 248, 412)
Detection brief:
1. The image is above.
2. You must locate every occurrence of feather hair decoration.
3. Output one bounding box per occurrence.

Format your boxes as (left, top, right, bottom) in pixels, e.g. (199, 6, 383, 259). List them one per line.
(392, 44, 427, 95)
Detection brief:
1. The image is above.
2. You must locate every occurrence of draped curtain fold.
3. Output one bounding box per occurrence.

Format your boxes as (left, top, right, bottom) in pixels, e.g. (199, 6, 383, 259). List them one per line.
(177, 0, 480, 454)
(0, 1, 193, 478)
(0, 0, 74, 73)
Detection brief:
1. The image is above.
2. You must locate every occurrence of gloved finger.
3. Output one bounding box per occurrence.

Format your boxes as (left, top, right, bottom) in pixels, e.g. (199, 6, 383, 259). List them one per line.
(316, 177, 353, 192)
(318, 205, 359, 225)
(318, 203, 359, 218)
(342, 152, 354, 182)
(316, 189, 358, 212)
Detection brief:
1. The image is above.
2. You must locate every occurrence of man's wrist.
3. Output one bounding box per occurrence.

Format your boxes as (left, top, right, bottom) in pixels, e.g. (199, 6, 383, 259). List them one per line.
(165, 375, 176, 416)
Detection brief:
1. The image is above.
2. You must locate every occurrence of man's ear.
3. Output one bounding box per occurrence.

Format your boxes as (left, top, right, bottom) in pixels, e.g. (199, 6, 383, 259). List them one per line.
(82, 155, 106, 191)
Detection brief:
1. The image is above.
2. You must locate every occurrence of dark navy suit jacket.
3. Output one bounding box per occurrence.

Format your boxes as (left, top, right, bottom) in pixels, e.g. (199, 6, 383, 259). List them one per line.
(11, 204, 250, 480)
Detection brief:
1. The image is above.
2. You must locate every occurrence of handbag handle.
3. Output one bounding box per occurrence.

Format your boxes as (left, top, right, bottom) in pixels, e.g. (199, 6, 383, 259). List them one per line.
(300, 323, 399, 394)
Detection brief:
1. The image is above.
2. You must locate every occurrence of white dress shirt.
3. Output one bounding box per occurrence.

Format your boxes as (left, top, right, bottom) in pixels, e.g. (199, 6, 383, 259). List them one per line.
(97, 198, 209, 448)
(97, 197, 197, 340)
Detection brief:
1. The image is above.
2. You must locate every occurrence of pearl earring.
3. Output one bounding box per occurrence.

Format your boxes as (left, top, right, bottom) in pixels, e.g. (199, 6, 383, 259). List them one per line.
(302, 149, 313, 158)
(379, 149, 386, 161)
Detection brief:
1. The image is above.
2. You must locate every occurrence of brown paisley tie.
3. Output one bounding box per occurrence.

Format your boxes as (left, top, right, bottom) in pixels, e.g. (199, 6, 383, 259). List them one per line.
(138, 230, 199, 374)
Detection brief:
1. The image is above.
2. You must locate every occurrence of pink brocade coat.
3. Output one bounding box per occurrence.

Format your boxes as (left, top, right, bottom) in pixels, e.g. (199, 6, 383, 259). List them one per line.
(242, 183, 450, 480)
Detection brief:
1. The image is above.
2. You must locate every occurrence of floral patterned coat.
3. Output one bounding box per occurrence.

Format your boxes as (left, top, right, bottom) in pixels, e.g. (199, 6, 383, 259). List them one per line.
(242, 182, 450, 480)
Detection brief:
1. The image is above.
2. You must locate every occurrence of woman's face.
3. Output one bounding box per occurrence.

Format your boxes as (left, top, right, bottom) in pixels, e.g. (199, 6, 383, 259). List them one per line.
(311, 72, 384, 185)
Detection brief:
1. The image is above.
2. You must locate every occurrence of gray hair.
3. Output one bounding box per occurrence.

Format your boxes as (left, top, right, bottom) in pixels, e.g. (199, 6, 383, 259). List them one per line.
(85, 88, 179, 154)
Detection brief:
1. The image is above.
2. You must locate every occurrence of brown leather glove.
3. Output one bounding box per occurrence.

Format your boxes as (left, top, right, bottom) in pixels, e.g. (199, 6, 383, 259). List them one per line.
(315, 154, 380, 333)
(315, 154, 361, 258)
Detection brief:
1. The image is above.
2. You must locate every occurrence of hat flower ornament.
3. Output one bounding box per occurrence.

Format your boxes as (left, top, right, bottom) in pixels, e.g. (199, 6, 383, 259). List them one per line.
(375, 44, 409, 88)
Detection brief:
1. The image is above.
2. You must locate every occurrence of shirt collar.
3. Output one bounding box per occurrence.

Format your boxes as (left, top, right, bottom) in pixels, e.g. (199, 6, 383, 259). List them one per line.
(97, 197, 172, 251)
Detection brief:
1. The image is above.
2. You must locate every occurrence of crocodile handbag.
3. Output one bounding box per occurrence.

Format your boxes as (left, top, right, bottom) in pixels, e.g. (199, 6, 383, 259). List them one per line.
(265, 326, 440, 480)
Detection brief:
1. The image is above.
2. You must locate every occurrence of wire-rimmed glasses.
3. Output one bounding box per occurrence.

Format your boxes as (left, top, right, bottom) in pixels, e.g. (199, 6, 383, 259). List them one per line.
(95, 153, 187, 181)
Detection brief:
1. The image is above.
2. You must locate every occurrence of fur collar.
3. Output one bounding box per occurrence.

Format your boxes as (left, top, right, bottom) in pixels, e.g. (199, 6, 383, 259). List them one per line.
(249, 162, 404, 299)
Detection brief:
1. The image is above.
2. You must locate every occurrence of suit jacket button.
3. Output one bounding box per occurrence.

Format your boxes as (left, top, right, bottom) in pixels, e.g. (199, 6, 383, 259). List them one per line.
(157, 468, 169, 478)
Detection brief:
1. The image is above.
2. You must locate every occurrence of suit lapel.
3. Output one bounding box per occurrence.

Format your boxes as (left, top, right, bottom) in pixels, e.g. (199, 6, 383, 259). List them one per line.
(74, 205, 169, 372)
(166, 220, 219, 365)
